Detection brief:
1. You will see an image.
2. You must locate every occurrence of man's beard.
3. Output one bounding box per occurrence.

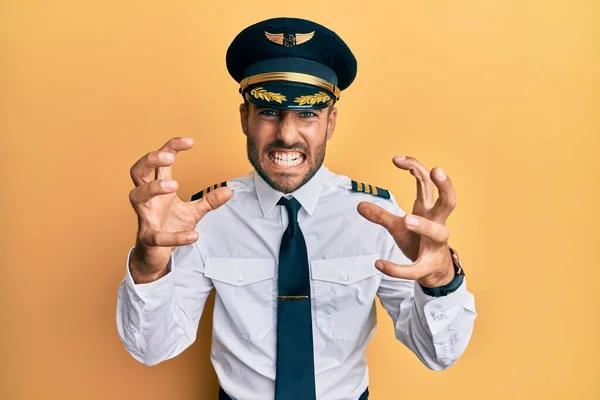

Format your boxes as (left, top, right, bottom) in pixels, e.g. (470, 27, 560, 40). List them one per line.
(246, 131, 327, 194)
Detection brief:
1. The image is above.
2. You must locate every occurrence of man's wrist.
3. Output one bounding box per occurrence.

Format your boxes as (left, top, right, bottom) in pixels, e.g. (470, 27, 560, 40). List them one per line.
(419, 273, 463, 297)
(129, 251, 170, 284)
(418, 247, 465, 297)
(418, 267, 455, 288)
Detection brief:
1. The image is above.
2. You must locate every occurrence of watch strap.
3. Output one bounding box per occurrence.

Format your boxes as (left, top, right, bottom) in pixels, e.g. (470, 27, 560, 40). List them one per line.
(420, 273, 463, 297)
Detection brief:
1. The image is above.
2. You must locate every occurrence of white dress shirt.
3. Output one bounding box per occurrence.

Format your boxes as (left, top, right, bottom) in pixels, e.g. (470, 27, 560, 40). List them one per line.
(116, 166, 477, 400)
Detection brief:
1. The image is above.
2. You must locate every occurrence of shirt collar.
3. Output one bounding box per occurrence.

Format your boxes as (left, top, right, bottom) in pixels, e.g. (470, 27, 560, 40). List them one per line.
(254, 165, 328, 218)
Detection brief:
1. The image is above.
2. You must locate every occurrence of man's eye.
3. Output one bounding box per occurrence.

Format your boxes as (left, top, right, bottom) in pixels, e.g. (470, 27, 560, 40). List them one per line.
(299, 111, 317, 118)
(259, 110, 279, 116)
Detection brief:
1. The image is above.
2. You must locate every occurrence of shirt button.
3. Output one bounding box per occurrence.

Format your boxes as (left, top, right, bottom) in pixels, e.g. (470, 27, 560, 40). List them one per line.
(344, 274, 351, 281)
(236, 275, 244, 282)
(433, 313, 444, 321)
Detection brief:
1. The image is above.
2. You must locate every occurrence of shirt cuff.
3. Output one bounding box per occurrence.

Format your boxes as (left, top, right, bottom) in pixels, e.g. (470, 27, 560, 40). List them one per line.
(414, 277, 472, 336)
(124, 246, 175, 306)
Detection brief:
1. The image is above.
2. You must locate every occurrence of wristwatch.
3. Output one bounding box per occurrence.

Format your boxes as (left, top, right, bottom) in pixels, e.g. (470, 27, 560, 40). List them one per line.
(420, 246, 465, 297)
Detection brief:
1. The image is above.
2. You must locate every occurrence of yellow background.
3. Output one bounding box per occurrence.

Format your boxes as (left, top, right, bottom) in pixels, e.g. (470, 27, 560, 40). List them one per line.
(1, 0, 598, 399)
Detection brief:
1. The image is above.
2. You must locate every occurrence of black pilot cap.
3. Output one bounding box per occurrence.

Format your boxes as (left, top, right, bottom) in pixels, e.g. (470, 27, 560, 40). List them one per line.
(226, 17, 357, 110)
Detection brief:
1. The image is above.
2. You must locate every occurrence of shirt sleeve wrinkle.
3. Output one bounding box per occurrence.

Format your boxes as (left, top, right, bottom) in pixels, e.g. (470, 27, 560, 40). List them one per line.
(116, 243, 213, 365)
(116, 279, 142, 354)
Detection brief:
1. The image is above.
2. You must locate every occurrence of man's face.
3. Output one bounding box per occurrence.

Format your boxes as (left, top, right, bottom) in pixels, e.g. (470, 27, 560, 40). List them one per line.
(240, 101, 337, 193)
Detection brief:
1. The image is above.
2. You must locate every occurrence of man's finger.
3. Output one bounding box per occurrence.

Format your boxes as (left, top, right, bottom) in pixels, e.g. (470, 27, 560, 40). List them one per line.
(130, 151, 176, 187)
(140, 228, 200, 247)
(155, 137, 195, 181)
(190, 186, 233, 220)
(392, 156, 435, 209)
(129, 179, 179, 206)
(130, 137, 194, 186)
(357, 201, 403, 232)
(429, 167, 457, 224)
(404, 214, 450, 244)
(374, 258, 424, 280)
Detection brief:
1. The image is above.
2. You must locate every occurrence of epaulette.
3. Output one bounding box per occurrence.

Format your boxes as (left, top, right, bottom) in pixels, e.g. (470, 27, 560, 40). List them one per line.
(190, 181, 228, 201)
(350, 180, 391, 200)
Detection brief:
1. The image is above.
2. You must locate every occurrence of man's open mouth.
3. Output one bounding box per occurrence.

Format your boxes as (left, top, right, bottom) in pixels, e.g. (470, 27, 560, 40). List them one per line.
(268, 151, 306, 167)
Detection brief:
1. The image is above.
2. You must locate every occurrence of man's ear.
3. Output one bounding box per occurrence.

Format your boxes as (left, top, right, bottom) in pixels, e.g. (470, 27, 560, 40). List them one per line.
(239, 103, 249, 136)
(326, 107, 337, 140)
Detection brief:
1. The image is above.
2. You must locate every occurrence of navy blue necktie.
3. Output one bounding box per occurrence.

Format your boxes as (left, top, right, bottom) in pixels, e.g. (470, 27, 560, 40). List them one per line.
(274, 197, 316, 400)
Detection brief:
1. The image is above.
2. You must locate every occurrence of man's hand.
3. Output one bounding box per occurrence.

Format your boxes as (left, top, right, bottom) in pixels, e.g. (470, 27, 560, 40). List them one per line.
(357, 156, 456, 288)
(128, 137, 232, 283)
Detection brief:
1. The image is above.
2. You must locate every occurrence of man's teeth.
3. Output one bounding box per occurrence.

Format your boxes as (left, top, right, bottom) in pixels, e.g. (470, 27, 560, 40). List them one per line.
(270, 152, 304, 167)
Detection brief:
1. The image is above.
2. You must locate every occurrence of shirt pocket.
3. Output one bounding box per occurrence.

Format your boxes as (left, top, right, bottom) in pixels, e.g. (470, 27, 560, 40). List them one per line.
(204, 258, 276, 341)
(311, 255, 382, 340)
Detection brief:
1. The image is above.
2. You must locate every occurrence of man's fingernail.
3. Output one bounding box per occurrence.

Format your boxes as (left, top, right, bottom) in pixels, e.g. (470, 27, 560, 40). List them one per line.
(394, 156, 406, 162)
(405, 214, 419, 227)
(436, 168, 446, 180)
(375, 261, 383, 269)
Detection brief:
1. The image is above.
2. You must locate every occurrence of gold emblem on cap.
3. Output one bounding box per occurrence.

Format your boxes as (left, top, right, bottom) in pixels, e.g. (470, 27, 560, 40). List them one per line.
(250, 87, 287, 103)
(294, 91, 331, 106)
(265, 31, 315, 47)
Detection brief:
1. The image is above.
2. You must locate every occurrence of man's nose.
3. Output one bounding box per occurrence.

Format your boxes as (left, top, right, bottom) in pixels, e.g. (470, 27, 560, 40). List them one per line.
(276, 114, 299, 144)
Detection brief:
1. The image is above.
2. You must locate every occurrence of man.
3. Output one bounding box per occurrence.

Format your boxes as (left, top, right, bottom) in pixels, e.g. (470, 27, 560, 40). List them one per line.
(117, 17, 477, 400)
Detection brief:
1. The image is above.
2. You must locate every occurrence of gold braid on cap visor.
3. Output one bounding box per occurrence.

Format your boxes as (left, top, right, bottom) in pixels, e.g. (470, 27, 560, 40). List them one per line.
(239, 72, 341, 100)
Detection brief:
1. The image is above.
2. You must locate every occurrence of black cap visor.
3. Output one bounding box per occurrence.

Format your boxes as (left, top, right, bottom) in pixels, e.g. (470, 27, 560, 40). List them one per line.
(243, 81, 335, 110)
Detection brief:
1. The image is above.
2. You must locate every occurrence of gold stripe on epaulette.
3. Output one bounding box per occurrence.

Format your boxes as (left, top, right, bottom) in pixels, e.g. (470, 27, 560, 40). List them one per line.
(365, 184, 371, 194)
(372, 186, 378, 196)
(357, 182, 364, 192)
